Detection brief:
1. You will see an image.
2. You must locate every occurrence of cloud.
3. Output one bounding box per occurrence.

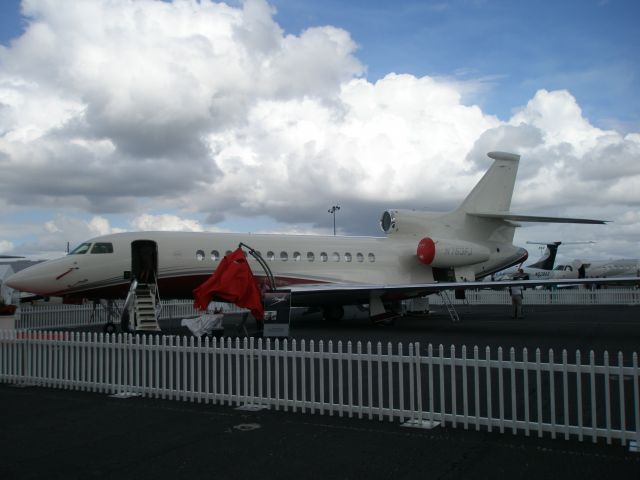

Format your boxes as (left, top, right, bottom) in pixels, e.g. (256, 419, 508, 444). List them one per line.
(0, 240, 14, 254)
(130, 214, 204, 232)
(0, 0, 363, 213)
(10, 214, 123, 258)
(0, 0, 638, 259)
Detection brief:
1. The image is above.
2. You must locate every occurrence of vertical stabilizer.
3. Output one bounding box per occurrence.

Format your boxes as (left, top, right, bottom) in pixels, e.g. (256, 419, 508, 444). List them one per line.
(528, 242, 562, 270)
(458, 151, 520, 214)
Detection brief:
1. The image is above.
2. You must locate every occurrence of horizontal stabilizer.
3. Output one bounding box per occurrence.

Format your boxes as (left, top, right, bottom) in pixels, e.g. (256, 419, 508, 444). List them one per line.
(469, 213, 608, 224)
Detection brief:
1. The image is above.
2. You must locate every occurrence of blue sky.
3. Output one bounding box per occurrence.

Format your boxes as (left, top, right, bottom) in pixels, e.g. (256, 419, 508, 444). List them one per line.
(267, 0, 640, 131)
(0, 0, 639, 262)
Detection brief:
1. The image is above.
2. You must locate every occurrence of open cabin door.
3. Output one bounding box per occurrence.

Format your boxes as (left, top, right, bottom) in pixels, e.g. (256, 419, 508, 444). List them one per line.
(123, 240, 161, 332)
(131, 240, 158, 284)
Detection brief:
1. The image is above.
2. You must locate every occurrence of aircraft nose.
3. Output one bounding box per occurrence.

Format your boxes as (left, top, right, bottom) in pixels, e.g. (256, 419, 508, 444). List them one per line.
(5, 263, 60, 295)
(6, 269, 38, 292)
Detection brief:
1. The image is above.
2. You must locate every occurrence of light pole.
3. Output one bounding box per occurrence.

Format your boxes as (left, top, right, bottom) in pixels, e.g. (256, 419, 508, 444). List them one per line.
(328, 205, 340, 236)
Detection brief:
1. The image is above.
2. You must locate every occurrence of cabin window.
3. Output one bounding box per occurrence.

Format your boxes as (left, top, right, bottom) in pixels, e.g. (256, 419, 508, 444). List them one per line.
(90, 243, 113, 254)
(320, 252, 328, 262)
(293, 251, 301, 261)
(332, 252, 340, 262)
(69, 242, 92, 255)
(356, 253, 364, 263)
(196, 250, 205, 261)
(307, 252, 315, 262)
(344, 253, 352, 262)
(368, 253, 375, 262)
(211, 250, 219, 261)
(280, 251, 288, 261)
(267, 251, 275, 261)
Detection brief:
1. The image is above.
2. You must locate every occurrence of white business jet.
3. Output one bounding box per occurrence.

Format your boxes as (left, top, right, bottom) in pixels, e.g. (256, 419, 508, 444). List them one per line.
(7, 152, 616, 323)
(552, 258, 640, 280)
(492, 241, 594, 281)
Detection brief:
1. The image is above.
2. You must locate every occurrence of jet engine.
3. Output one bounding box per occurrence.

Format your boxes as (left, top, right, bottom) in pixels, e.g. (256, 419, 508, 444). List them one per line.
(416, 237, 490, 267)
(380, 209, 439, 235)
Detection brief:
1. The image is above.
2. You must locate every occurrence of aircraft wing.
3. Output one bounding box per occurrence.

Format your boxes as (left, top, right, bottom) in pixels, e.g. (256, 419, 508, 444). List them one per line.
(468, 213, 608, 224)
(284, 277, 639, 306)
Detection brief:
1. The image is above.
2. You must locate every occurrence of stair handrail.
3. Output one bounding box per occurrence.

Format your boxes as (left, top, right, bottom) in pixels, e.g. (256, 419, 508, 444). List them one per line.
(238, 242, 276, 291)
(123, 278, 138, 314)
(151, 270, 163, 318)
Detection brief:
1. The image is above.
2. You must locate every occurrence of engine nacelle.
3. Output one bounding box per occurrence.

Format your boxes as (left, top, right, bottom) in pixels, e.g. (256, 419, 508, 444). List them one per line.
(417, 237, 490, 267)
(380, 209, 439, 235)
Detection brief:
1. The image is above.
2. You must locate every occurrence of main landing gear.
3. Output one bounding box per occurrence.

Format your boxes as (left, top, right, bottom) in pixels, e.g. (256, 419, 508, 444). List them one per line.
(323, 305, 345, 321)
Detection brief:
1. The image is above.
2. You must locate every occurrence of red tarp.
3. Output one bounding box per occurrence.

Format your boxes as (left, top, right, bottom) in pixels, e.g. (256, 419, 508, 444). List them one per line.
(192, 248, 264, 320)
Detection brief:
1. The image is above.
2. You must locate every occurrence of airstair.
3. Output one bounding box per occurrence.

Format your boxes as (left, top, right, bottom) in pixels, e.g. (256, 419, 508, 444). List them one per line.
(119, 276, 161, 332)
(438, 290, 460, 323)
(133, 283, 161, 331)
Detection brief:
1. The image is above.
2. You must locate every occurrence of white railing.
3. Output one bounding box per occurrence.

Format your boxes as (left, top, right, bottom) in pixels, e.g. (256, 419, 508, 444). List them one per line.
(1, 330, 637, 447)
(15, 300, 245, 330)
(429, 287, 640, 305)
(13, 288, 639, 330)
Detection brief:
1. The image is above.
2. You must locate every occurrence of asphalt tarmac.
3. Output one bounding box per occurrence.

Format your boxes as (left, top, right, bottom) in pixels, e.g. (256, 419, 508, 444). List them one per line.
(1, 304, 639, 479)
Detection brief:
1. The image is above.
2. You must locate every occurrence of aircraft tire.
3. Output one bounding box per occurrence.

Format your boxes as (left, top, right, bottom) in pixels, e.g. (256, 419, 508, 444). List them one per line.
(323, 305, 344, 321)
(120, 309, 130, 331)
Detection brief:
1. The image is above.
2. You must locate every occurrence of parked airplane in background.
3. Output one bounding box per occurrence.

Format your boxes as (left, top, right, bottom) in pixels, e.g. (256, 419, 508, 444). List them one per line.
(7, 151, 618, 326)
(492, 241, 594, 281)
(552, 258, 640, 280)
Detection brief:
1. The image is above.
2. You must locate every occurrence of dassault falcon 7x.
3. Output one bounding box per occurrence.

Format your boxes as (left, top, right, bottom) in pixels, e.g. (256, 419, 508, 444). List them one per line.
(7, 151, 620, 321)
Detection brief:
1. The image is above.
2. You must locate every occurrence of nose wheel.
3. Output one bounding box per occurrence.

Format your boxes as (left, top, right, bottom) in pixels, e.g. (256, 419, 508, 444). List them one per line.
(323, 305, 344, 321)
(104, 322, 117, 334)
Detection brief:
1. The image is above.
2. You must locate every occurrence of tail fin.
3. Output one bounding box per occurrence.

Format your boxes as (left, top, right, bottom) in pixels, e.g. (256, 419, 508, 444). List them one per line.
(528, 242, 562, 270)
(458, 151, 520, 214)
(460, 152, 606, 224)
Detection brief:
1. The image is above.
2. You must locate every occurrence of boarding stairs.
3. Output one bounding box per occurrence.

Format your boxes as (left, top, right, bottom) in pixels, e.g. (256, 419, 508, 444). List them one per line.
(133, 283, 161, 331)
(438, 290, 460, 322)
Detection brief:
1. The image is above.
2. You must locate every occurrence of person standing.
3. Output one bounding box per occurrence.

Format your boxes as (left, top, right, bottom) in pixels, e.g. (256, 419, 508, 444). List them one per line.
(509, 285, 524, 319)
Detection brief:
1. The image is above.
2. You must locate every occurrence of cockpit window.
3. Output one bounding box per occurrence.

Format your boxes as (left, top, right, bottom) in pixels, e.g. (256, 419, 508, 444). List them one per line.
(91, 243, 113, 254)
(69, 242, 92, 255)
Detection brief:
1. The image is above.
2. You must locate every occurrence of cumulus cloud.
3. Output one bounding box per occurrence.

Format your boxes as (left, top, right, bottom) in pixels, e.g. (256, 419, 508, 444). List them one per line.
(130, 214, 204, 232)
(6, 214, 123, 258)
(0, 0, 638, 259)
(0, 0, 363, 213)
(0, 240, 14, 254)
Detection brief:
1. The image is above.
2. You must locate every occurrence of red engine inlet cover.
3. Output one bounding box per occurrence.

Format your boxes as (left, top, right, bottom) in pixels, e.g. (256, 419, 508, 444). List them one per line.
(417, 237, 436, 265)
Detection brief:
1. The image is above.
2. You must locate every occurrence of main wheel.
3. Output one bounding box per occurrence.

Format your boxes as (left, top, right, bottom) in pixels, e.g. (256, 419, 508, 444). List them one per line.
(323, 305, 344, 321)
(120, 309, 130, 331)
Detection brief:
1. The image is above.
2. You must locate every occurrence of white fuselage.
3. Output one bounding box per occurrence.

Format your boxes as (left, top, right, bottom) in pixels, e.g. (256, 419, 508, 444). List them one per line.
(6, 230, 522, 304)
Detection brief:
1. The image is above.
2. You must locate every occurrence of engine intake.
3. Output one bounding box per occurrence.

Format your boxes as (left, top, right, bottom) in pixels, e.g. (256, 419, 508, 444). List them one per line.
(380, 209, 439, 234)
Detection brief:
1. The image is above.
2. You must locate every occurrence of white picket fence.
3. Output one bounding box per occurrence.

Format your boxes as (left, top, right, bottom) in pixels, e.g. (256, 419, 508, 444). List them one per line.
(430, 287, 640, 305)
(14, 300, 243, 330)
(1, 330, 638, 447)
(13, 288, 640, 331)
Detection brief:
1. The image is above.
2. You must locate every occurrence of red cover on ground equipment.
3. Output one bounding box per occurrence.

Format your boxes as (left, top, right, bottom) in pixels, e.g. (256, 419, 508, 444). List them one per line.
(192, 248, 264, 320)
